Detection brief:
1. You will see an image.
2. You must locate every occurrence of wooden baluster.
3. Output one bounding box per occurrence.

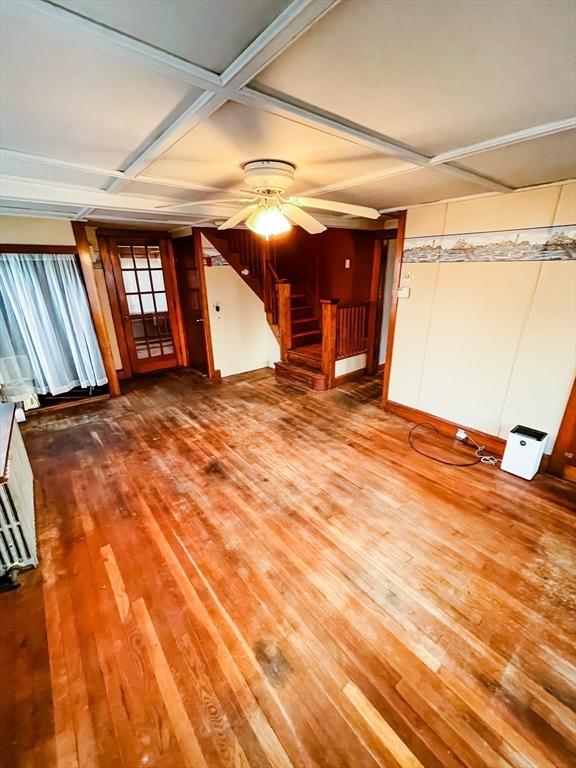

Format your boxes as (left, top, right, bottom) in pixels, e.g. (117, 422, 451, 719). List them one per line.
(277, 283, 292, 361)
(321, 299, 338, 388)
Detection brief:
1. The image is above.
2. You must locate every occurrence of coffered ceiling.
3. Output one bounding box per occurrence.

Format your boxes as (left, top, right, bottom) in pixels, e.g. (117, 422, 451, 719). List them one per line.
(1, 0, 575, 231)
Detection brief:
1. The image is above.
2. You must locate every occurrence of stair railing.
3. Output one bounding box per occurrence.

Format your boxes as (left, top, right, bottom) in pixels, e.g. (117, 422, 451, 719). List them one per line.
(227, 230, 265, 281)
(336, 302, 369, 359)
(320, 299, 339, 387)
(277, 282, 292, 359)
(265, 262, 286, 325)
(321, 300, 369, 387)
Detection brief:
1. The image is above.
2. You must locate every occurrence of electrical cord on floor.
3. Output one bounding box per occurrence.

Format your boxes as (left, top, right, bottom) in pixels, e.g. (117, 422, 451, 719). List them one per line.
(408, 423, 501, 467)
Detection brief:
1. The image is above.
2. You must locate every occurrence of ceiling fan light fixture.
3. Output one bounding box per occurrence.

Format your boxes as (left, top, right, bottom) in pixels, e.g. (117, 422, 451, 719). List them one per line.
(245, 205, 292, 239)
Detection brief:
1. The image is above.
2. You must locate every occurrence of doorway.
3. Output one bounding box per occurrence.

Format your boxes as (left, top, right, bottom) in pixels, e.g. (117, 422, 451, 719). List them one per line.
(99, 232, 185, 376)
(172, 234, 210, 376)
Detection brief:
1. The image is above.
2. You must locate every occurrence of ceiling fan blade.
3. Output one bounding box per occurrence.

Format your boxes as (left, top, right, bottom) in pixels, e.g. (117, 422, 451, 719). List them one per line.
(155, 197, 254, 210)
(218, 204, 258, 230)
(282, 204, 326, 234)
(288, 196, 380, 220)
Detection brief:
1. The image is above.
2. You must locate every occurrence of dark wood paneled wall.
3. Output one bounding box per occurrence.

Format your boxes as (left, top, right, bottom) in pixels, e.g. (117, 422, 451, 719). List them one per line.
(273, 228, 382, 304)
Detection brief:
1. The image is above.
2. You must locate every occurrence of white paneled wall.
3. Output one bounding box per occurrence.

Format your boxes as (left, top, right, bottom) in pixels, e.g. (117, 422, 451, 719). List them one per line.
(204, 264, 280, 378)
(388, 181, 576, 452)
(499, 261, 576, 450)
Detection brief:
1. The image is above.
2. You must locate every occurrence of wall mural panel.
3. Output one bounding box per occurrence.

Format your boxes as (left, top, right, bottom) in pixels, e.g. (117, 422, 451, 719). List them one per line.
(403, 225, 576, 263)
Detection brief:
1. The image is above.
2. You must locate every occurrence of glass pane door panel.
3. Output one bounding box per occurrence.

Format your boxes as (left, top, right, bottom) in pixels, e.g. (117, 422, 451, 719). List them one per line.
(115, 241, 177, 369)
(141, 294, 154, 313)
(151, 270, 164, 291)
(127, 295, 141, 315)
(122, 270, 137, 292)
(137, 270, 151, 292)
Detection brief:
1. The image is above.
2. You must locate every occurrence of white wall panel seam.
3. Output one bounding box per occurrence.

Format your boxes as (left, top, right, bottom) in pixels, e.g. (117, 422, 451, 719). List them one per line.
(495, 262, 543, 437)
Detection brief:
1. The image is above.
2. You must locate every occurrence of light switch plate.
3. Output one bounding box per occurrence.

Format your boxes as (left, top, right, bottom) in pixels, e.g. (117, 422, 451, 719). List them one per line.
(397, 285, 411, 299)
(345, 259, 350, 269)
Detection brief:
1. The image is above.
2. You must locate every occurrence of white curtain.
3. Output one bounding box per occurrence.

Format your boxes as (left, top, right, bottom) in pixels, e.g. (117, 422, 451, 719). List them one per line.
(0, 253, 107, 396)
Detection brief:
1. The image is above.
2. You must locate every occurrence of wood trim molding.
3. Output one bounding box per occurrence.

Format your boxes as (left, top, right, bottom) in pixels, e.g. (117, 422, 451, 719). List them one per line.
(25, 394, 110, 417)
(548, 378, 576, 478)
(0, 244, 77, 253)
(97, 234, 133, 378)
(334, 369, 367, 386)
(385, 400, 506, 456)
(430, 117, 576, 165)
(365, 238, 382, 375)
(192, 228, 219, 382)
(162, 238, 189, 368)
(381, 210, 406, 405)
(71, 222, 121, 397)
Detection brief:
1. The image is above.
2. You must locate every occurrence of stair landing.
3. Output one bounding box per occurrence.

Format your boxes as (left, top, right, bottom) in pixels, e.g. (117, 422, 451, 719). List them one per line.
(275, 343, 327, 390)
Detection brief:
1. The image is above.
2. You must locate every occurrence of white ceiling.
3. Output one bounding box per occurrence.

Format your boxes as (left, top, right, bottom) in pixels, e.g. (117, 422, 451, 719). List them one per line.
(54, 0, 292, 73)
(0, 0, 575, 230)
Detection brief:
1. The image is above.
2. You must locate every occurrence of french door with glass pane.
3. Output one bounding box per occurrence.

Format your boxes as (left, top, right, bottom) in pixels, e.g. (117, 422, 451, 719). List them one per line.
(104, 235, 183, 375)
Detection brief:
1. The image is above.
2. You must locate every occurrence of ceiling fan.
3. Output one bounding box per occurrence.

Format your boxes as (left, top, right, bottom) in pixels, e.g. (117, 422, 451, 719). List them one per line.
(155, 160, 380, 237)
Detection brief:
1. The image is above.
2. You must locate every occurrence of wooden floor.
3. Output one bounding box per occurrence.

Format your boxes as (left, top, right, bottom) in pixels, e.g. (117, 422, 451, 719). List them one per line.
(1, 369, 575, 768)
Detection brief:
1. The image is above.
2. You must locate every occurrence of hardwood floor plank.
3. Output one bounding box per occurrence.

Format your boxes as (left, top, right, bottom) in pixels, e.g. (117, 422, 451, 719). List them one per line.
(131, 597, 209, 768)
(344, 681, 425, 768)
(1, 369, 574, 768)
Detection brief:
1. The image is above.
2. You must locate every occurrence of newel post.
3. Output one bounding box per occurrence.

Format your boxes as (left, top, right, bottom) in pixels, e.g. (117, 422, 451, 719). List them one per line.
(321, 299, 339, 388)
(277, 282, 292, 360)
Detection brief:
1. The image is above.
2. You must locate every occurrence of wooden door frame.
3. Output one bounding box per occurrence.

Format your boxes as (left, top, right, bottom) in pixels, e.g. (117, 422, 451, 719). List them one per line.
(192, 228, 220, 381)
(97, 230, 187, 378)
(380, 211, 407, 405)
(365, 227, 400, 376)
(548, 378, 576, 479)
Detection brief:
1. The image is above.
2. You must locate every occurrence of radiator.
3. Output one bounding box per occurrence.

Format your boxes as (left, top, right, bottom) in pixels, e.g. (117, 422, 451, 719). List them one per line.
(0, 423, 37, 573)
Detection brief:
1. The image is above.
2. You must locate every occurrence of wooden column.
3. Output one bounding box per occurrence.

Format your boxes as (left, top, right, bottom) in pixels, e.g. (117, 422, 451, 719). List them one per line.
(192, 228, 220, 381)
(277, 282, 292, 360)
(321, 299, 339, 388)
(381, 210, 407, 406)
(71, 222, 121, 396)
(365, 238, 383, 375)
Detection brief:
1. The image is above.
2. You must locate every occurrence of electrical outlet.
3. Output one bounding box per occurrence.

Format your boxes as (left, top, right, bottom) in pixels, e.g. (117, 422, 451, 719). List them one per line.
(456, 428, 467, 441)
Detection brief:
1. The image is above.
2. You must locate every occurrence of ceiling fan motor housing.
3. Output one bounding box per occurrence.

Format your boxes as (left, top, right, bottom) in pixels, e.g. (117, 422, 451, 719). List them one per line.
(242, 159, 296, 195)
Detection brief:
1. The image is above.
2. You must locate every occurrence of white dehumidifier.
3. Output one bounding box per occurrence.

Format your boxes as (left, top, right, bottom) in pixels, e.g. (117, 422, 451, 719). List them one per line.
(501, 425, 548, 480)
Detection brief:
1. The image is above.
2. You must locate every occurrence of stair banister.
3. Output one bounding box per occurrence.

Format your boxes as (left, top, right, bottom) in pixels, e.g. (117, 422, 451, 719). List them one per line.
(277, 282, 292, 360)
(320, 299, 339, 388)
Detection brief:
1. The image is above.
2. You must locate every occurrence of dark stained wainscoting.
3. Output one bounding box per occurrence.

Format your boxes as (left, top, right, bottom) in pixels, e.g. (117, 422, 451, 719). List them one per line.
(1, 370, 575, 768)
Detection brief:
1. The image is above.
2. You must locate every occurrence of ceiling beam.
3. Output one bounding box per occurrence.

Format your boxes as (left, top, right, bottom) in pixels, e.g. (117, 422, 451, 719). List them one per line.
(105, 0, 341, 194)
(0, 176, 246, 218)
(104, 91, 229, 192)
(219, 0, 340, 89)
(299, 163, 420, 197)
(17, 0, 220, 90)
(431, 117, 576, 165)
(235, 88, 513, 193)
(0, 148, 251, 198)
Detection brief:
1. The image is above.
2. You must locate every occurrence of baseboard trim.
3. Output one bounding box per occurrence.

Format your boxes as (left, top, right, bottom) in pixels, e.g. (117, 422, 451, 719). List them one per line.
(384, 400, 506, 456)
(26, 394, 111, 418)
(334, 369, 367, 385)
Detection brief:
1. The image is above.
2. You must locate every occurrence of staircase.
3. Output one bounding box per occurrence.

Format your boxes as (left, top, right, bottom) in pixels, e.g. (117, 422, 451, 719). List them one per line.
(199, 227, 368, 392)
(273, 287, 329, 389)
(274, 343, 328, 390)
(289, 288, 321, 348)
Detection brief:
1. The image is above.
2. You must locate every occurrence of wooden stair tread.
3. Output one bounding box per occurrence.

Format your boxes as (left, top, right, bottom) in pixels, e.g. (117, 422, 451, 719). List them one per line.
(292, 330, 322, 340)
(274, 361, 329, 391)
(292, 317, 318, 325)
